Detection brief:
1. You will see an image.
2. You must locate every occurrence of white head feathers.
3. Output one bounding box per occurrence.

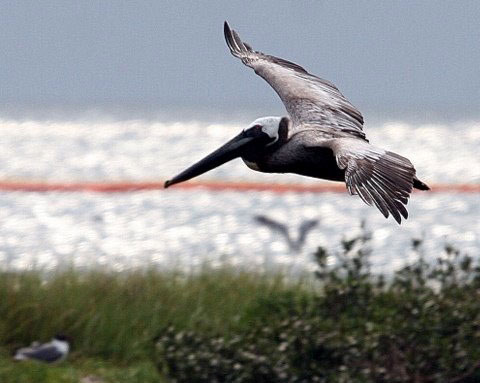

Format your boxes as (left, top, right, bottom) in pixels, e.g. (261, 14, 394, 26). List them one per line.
(245, 116, 282, 144)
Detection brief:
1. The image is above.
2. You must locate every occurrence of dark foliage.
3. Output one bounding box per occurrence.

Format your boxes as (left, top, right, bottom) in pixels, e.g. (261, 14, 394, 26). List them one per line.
(155, 230, 480, 383)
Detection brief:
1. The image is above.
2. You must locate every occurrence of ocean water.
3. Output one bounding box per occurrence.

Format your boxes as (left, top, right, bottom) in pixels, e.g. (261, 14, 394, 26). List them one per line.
(0, 117, 479, 272)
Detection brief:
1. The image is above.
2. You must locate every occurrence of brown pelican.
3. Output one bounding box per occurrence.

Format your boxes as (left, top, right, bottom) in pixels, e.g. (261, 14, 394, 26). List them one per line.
(165, 22, 430, 224)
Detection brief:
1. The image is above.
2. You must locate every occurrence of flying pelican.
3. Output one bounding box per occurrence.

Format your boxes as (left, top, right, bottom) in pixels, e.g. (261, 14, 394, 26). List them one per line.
(165, 22, 430, 224)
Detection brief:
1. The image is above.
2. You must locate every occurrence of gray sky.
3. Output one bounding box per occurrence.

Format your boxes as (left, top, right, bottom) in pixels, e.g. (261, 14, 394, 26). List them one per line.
(1, 1, 479, 120)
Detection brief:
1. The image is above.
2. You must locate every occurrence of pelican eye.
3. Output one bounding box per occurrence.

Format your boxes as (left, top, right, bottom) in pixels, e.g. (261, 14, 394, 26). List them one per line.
(244, 124, 263, 136)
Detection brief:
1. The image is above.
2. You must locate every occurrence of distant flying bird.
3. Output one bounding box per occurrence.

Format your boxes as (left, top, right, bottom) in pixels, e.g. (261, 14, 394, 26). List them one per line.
(254, 215, 318, 252)
(165, 22, 430, 224)
(14, 334, 70, 363)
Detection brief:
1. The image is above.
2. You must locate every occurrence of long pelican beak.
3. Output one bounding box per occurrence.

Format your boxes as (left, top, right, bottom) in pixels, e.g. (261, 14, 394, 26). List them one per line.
(164, 130, 267, 188)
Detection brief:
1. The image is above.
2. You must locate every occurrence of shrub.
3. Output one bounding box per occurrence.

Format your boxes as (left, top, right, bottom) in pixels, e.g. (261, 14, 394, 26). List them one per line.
(155, 231, 480, 382)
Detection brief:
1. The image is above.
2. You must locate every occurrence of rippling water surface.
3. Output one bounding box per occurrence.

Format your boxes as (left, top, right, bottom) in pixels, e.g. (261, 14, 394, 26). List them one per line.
(0, 118, 479, 272)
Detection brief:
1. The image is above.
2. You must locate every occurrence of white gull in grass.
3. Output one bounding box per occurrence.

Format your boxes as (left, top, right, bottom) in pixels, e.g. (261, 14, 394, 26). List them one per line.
(14, 334, 70, 363)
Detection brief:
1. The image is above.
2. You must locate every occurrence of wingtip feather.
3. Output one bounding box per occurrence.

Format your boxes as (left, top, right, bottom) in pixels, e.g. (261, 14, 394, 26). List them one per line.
(224, 21, 233, 50)
(224, 21, 243, 56)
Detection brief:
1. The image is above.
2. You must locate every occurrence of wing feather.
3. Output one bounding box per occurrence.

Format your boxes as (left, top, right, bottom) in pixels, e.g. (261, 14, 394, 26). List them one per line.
(224, 22, 366, 140)
(327, 139, 416, 224)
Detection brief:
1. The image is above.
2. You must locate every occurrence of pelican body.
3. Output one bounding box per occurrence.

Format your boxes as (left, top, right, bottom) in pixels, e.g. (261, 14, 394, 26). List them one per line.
(165, 22, 430, 224)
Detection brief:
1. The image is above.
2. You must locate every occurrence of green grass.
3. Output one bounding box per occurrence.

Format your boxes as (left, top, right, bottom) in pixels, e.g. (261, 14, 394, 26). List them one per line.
(0, 267, 312, 362)
(0, 356, 163, 383)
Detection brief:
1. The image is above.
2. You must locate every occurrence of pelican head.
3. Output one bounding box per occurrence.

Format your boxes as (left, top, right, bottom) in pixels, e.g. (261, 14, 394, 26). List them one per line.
(164, 116, 289, 188)
(245, 116, 282, 144)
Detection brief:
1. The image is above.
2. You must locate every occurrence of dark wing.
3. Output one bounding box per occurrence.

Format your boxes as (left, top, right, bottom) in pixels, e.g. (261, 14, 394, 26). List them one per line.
(21, 345, 63, 363)
(254, 215, 291, 242)
(328, 138, 416, 224)
(224, 22, 366, 141)
(297, 219, 319, 248)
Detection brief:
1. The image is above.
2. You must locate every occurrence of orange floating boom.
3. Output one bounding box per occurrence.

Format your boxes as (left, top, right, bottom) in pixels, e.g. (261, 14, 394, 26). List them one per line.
(0, 180, 478, 193)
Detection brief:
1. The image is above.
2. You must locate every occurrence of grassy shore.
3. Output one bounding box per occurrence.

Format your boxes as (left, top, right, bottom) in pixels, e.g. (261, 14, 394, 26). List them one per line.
(0, 267, 310, 358)
(0, 267, 311, 382)
(1, 237, 480, 382)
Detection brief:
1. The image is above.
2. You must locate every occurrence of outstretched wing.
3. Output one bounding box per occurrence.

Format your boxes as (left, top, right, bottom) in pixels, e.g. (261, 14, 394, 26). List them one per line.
(297, 219, 319, 248)
(224, 22, 366, 141)
(327, 138, 417, 224)
(254, 215, 290, 239)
